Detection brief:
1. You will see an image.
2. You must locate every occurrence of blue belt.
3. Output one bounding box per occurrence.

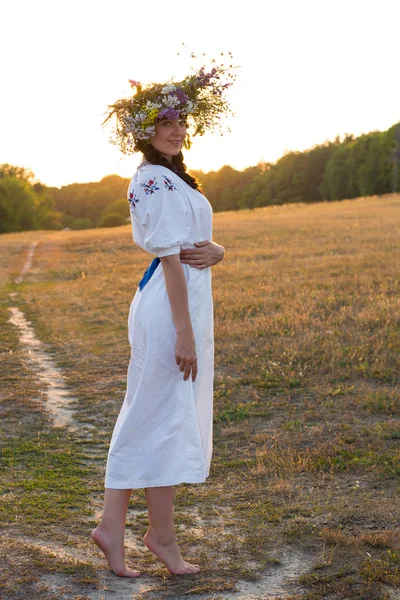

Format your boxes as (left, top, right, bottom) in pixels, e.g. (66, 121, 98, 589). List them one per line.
(138, 257, 161, 291)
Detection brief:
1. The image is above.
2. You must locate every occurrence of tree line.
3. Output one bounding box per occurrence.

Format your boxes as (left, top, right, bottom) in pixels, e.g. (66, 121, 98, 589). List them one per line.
(1, 122, 399, 233)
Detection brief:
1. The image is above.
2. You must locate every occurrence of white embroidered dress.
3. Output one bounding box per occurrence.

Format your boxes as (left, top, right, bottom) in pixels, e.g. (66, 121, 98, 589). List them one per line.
(105, 162, 214, 489)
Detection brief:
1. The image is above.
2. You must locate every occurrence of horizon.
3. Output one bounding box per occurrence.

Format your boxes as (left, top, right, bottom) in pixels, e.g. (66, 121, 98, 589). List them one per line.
(1, 0, 399, 189)
(37, 121, 397, 190)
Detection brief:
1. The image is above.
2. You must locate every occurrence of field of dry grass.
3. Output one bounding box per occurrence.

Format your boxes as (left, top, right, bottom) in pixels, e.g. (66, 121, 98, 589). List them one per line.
(1, 193, 399, 600)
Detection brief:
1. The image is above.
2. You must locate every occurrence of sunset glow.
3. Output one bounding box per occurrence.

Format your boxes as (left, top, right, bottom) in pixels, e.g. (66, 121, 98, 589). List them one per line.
(1, 0, 399, 188)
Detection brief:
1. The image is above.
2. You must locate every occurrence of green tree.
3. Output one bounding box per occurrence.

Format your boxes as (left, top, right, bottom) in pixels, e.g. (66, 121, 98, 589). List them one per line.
(99, 198, 130, 222)
(98, 213, 126, 227)
(321, 125, 400, 201)
(52, 175, 130, 225)
(70, 217, 94, 230)
(0, 177, 40, 232)
(0, 163, 36, 184)
(320, 144, 351, 200)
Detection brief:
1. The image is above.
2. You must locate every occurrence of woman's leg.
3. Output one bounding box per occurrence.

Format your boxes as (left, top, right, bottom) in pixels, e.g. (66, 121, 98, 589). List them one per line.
(143, 486, 200, 574)
(91, 488, 140, 578)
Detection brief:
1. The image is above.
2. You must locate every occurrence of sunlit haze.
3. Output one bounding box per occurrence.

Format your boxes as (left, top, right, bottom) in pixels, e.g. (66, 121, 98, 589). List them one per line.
(1, 0, 399, 188)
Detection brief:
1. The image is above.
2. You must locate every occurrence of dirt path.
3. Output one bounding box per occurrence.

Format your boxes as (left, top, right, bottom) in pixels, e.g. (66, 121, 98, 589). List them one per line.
(7, 304, 77, 429)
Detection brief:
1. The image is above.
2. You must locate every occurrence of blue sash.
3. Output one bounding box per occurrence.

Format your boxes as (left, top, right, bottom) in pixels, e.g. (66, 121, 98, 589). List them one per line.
(138, 257, 161, 291)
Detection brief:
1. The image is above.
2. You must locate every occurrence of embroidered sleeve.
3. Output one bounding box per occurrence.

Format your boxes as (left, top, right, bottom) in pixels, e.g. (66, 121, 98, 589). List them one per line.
(129, 170, 189, 257)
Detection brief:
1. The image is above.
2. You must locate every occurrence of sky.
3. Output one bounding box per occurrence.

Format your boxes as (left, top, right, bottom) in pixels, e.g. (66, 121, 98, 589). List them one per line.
(1, 0, 399, 188)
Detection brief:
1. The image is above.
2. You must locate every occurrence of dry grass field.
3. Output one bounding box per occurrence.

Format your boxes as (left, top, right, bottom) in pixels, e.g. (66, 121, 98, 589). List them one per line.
(1, 193, 399, 600)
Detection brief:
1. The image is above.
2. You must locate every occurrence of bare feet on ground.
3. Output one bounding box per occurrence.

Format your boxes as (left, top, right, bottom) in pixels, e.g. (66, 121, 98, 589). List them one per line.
(143, 529, 200, 575)
(91, 525, 140, 578)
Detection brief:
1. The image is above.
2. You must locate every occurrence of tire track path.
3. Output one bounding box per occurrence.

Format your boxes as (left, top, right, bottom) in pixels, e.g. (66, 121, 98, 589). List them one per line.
(8, 241, 77, 429)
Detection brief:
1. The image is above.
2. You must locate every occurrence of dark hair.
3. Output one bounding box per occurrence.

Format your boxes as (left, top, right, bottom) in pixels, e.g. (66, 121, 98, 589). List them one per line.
(134, 140, 202, 192)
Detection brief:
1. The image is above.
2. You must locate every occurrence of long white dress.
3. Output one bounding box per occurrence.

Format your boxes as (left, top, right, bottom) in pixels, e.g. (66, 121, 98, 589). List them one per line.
(105, 162, 214, 489)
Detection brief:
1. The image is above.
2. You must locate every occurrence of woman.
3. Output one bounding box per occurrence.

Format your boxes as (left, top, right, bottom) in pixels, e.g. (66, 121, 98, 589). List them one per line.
(92, 62, 235, 577)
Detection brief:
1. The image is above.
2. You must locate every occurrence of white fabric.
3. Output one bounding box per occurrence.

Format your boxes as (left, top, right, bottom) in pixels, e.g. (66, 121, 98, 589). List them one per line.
(105, 163, 214, 489)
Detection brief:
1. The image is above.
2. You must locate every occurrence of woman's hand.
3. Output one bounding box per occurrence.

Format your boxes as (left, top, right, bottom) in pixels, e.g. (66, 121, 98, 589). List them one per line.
(175, 326, 197, 382)
(180, 241, 225, 269)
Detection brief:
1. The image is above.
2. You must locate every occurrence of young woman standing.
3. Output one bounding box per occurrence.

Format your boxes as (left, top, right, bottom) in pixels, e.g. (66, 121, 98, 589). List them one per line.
(92, 61, 235, 577)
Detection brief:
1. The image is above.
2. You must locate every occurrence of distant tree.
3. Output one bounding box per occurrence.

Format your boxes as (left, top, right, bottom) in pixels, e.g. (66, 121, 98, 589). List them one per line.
(52, 175, 130, 225)
(0, 163, 36, 184)
(0, 177, 39, 232)
(98, 213, 126, 227)
(392, 124, 400, 192)
(0, 186, 12, 230)
(320, 144, 352, 200)
(32, 181, 63, 228)
(321, 125, 399, 201)
(191, 164, 264, 212)
(99, 198, 130, 222)
(40, 211, 64, 230)
(69, 217, 94, 230)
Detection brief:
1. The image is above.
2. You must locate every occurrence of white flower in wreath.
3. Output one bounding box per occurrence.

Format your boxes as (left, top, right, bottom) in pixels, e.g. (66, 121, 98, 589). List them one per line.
(164, 94, 180, 108)
(146, 101, 160, 111)
(133, 111, 146, 122)
(161, 84, 176, 94)
(181, 100, 196, 115)
(122, 115, 136, 132)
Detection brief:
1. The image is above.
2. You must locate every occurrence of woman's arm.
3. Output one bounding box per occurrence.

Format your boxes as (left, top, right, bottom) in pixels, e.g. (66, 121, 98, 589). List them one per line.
(160, 254, 197, 382)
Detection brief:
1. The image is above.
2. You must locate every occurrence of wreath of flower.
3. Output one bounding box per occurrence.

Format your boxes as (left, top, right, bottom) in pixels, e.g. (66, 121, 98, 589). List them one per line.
(102, 49, 237, 155)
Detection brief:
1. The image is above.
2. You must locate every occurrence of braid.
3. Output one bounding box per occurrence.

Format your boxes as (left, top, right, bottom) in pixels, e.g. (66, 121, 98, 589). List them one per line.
(134, 140, 202, 192)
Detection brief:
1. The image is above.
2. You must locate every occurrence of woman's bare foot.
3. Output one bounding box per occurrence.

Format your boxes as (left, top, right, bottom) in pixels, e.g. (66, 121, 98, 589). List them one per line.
(143, 529, 200, 575)
(91, 525, 140, 578)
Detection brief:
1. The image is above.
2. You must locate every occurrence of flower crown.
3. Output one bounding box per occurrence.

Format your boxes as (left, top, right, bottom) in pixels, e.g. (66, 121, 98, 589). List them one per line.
(103, 55, 237, 154)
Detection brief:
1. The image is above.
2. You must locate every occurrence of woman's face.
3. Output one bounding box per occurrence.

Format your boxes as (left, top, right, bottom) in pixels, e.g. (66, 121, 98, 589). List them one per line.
(150, 118, 187, 161)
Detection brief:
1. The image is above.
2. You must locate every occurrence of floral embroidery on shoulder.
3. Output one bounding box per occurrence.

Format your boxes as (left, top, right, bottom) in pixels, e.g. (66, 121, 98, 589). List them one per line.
(162, 175, 177, 192)
(128, 188, 139, 210)
(141, 178, 159, 195)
